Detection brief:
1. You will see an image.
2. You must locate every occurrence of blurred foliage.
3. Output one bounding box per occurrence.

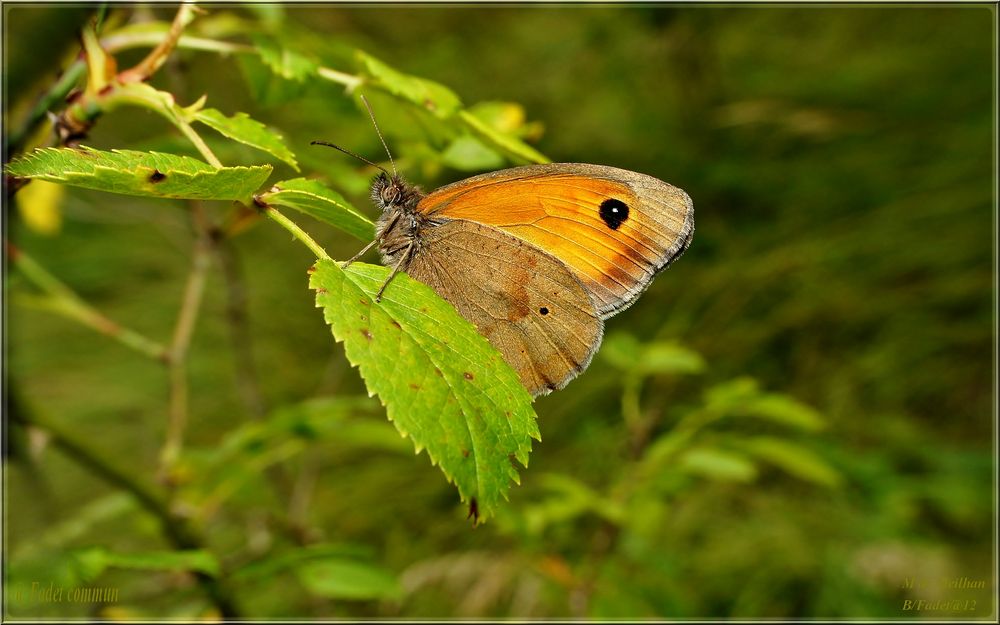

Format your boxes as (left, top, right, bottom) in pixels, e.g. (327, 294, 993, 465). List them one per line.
(3, 3, 994, 620)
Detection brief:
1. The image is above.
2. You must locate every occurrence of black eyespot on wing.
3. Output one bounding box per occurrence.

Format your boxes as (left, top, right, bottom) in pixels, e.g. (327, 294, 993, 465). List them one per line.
(539, 307, 549, 315)
(599, 198, 629, 230)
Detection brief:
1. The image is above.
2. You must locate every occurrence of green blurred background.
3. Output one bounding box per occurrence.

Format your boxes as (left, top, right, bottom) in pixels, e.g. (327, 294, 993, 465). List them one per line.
(4, 3, 995, 619)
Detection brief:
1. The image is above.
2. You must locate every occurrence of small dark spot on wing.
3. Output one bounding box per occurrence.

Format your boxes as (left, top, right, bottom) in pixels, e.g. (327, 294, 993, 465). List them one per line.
(599, 198, 629, 230)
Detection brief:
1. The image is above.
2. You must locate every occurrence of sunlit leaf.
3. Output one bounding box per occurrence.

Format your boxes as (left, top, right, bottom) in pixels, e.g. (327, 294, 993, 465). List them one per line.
(356, 50, 462, 118)
(736, 436, 842, 487)
(459, 110, 549, 165)
(742, 394, 825, 431)
(440, 135, 505, 171)
(678, 447, 758, 482)
(310, 260, 539, 520)
(194, 108, 299, 170)
(602, 332, 705, 375)
(73, 548, 220, 582)
(253, 34, 318, 82)
(295, 559, 402, 601)
(5, 147, 271, 202)
(232, 543, 374, 583)
(260, 177, 374, 242)
(468, 101, 544, 141)
(704, 377, 825, 430)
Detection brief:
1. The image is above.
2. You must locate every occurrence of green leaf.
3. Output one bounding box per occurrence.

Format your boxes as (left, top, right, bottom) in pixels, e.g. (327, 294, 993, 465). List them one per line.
(440, 135, 505, 171)
(467, 101, 527, 134)
(736, 436, 842, 487)
(602, 332, 706, 375)
(295, 559, 402, 601)
(459, 109, 550, 165)
(194, 108, 299, 170)
(232, 543, 374, 583)
(73, 548, 220, 582)
(237, 53, 304, 107)
(260, 177, 374, 242)
(5, 147, 271, 202)
(253, 34, 318, 82)
(741, 394, 826, 431)
(704, 377, 825, 431)
(511, 473, 624, 535)
(678, 447, 758, 482)
(356, 50, 462, 118)
(309, 260, 539, 520)
(467, 101, 545, 141)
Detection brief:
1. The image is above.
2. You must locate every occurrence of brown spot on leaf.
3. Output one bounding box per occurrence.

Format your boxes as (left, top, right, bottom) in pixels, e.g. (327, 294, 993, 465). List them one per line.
(360, 329, 373, 341)
(315, 287, 327, 294)
(462, 449, 470, 458)
(149, 170, 166, 183)
(391, 320, 401, 329)
(359, 298, 370, 306)
(434, 368, 443, 377)
(98, 84, 114, 96)
(463, 372, 474, 380)
(505, 411, 512, 419)
(409, 382, 421, 390)
(307, 265, 317, 273)
(467, 498, 479, 525)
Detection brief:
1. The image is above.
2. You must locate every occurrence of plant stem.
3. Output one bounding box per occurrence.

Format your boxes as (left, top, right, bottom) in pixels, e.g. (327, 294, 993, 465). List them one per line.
(159, 201, 213, 476)
(263, 207, 332, 260)
(105, 32, 255, 56)
(317, 66, 364, 91)
(4, 60, 86, 155)
(118, 3, 196, 83)
(5, 242, 168, 360)
(176, 117, 224, 168)
(215, 240, 267, 419)
(8, 389, 240, 617)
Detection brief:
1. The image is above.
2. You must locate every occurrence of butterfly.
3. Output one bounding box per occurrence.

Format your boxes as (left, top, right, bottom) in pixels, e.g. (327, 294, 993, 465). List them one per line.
(315, 102, 694, 397)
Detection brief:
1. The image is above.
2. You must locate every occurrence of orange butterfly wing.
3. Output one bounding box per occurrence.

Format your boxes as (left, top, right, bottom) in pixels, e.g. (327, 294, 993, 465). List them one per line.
(417, 163, 694, 318)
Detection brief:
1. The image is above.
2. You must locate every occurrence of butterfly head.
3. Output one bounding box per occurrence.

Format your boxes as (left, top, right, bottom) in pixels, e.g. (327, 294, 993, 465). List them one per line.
(372, 172, 422, 212)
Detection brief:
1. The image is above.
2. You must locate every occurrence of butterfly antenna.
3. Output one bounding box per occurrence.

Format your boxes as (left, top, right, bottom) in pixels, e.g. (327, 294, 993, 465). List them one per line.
(360, 94, 397, 177)
(310, 140, 391, 177)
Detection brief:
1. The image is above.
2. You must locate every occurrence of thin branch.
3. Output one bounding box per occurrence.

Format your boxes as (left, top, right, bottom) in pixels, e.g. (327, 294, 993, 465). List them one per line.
(104, 32, 255, 56)
(262, 206, 332, 260)
(6, 242, 168, 361)
(215, 239, 267, 419)
(8, 388, 240, 617)
(317, 66, 364, 91)
(118, 3, 197, 83)
(4, 60, 86, 155)
(159, 201, 213, 477)
(175, 116, 224, 168)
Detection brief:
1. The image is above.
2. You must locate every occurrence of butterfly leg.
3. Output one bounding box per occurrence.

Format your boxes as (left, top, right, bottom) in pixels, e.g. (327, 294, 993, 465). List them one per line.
(344, 212, 400, 268)
(375, 242, 414, 303)
(342, 237, 378, 267)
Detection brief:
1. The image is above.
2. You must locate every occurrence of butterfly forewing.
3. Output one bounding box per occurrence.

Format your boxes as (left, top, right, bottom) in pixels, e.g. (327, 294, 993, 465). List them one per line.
(416, 163, 694, 318)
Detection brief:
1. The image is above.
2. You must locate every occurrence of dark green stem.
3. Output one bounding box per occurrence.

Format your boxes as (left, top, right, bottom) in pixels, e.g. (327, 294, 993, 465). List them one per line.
(4, 60, 86, 155)
(8, 390, 240, 617)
